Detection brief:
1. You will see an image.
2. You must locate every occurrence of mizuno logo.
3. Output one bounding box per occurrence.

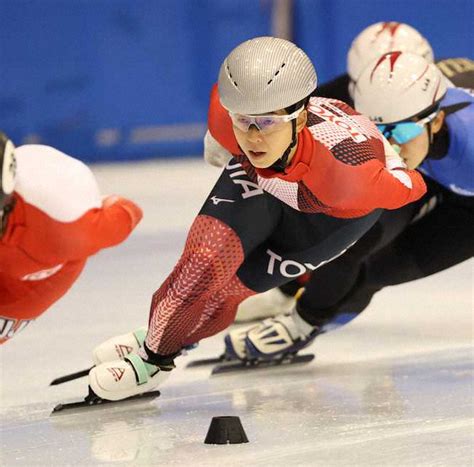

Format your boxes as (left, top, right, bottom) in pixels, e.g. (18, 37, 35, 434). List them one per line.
(211, 196, 235, 205)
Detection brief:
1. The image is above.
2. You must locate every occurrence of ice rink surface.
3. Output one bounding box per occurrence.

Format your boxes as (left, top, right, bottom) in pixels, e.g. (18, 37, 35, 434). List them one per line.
(1, 159, 473, 466)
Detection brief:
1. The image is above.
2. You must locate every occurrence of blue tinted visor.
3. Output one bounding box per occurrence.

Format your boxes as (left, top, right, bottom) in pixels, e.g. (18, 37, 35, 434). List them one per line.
(376, 110, 439, 145)
(376, 122, 424, 144)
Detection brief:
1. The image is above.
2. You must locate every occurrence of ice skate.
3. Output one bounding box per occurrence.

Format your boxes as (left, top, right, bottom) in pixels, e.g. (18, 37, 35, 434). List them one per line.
(244, 308, 319, 360)
(50, 327, 148, 386)
(210, 309, 318, 374)
(224, 325, 254, 360)
(89, 353, 171, 402)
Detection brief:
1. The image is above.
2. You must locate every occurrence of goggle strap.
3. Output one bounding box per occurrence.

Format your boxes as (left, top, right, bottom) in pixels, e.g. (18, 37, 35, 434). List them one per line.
(230, 105, 304, 122)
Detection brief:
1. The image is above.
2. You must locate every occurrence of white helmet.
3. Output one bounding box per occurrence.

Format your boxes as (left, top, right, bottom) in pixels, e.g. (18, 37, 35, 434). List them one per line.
(353, 51, 447, 124)
(347, 22, 434, 82)
(218, 36, 317, 115)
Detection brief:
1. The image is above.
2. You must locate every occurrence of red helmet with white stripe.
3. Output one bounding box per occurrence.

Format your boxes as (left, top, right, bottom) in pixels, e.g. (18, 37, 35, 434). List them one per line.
(353, 52, 447, 124)
(347, 22, 434, 82)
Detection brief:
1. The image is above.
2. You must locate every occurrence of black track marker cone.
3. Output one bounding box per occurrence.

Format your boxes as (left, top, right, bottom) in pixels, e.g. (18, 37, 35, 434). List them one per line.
(204, 416, 249, 444)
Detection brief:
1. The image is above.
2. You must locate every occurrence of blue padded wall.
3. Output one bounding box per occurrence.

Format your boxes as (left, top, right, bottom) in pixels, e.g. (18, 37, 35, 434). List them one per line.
(0, 0, 272, 161)
(1, 0, 471, 162)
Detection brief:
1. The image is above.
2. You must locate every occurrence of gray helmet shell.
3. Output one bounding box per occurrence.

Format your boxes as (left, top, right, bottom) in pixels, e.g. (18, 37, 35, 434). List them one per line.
(218, 36, 317, 115)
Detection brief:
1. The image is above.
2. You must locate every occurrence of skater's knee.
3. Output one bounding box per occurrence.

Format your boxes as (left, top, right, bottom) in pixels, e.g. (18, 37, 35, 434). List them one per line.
(183, 215, 245, 278)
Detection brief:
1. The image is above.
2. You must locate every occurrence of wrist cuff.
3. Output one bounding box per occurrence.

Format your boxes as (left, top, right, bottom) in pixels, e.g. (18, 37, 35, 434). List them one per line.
(143, 343, 180, 369)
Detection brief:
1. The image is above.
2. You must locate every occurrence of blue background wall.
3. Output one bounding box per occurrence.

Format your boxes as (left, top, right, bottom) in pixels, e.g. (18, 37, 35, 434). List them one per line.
(295, 0, 474, 86)
(1, 0, 472, 162)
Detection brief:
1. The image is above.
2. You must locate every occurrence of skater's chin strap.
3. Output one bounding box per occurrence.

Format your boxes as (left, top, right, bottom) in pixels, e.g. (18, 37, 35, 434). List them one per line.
(270, 119, 298, 173)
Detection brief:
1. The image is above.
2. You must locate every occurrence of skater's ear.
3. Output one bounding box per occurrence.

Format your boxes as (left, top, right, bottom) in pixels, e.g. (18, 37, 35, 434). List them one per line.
(431, 110, 445, 134)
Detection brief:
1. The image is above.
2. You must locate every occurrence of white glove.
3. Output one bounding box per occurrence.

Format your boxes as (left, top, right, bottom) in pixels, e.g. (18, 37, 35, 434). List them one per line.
(382, 136, 407, 170)
(203, 130, 232, 168)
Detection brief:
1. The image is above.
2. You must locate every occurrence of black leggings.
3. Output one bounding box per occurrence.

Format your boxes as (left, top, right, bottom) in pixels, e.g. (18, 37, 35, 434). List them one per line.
(295, 180, 474, 327)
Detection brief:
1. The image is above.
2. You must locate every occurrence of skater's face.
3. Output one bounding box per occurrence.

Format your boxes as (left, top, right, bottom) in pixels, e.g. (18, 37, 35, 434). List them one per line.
(382, 111, 445, 169)
(231, 108, 307, 169)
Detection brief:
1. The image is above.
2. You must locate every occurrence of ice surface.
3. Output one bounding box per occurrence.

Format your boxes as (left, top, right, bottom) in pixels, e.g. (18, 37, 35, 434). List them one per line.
(1, 159, 473, 466)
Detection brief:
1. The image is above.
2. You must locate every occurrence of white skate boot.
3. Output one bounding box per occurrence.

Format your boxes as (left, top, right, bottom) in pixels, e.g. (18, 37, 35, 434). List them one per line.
(92, 327, 147, 365)
(224, 324, 258, 360)
(89, 353, 171, 401)
(244, 308, 319, 359)
(234, 288, 296, 323)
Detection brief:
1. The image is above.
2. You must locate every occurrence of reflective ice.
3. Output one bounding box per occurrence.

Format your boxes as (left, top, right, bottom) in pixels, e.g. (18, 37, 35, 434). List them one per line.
(1, 160, 473, 466)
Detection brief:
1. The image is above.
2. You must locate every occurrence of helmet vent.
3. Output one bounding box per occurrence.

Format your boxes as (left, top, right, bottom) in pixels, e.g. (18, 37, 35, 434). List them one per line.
(267, 62, 286, 86)
(226, 65, 239, 88)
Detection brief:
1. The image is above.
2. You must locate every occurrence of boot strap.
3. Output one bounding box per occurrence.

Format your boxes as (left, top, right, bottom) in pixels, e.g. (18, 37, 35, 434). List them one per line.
(133, 327, 147, 346)
(125, 354, 157, 385)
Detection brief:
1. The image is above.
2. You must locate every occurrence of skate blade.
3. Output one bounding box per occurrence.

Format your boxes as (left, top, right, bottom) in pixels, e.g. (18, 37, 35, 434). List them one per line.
(186, 353, 235, 368)
(211, 353, 315, 375)
(51, 387, 161, 414)
(50, 366, 94, 386)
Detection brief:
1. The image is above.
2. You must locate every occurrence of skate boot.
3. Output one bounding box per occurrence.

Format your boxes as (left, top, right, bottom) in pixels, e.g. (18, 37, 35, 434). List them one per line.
(244, 308, 319, 360)
(234, 288, 295, 323)
(224, 325, 253, 360)
(89, 352, 172, 401)
(92, 327, 147, 365)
